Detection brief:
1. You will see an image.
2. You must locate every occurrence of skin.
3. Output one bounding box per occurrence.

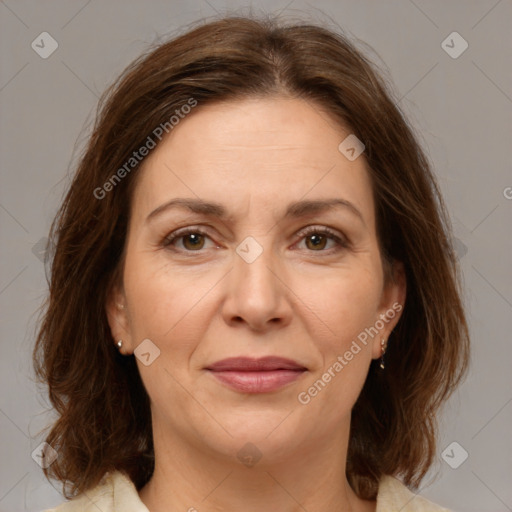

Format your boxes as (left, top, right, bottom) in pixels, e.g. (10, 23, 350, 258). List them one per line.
(106, 96, 406, 512)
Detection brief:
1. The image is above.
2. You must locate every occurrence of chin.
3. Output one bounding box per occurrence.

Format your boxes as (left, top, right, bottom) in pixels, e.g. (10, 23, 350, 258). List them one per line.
(205, 410, 312, 462)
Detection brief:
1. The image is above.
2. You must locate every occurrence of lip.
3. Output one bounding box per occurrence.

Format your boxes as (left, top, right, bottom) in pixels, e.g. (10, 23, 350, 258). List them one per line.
(206, 356, 307, 393)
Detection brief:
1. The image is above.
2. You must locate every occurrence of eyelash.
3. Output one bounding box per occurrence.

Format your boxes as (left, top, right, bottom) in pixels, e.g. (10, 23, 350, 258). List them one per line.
(162, 225, 349, 255)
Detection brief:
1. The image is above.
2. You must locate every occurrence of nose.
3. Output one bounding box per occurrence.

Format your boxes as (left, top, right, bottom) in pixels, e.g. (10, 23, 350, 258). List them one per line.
(221, 241, 293, 332)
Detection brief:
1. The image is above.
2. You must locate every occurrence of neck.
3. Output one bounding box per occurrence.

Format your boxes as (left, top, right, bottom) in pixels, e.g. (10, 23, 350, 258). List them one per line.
(138, 420, 376, 512)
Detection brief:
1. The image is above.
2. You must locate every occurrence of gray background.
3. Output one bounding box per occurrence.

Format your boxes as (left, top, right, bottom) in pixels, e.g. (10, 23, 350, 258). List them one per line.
(1, 1, 511, 511)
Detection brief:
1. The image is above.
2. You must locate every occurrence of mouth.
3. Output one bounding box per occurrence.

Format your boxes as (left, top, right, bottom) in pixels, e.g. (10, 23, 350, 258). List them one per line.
(205, 356, 307, 393)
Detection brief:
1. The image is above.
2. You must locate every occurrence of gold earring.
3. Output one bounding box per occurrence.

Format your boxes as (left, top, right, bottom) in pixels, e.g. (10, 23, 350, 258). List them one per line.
(379, 338, 387, 369)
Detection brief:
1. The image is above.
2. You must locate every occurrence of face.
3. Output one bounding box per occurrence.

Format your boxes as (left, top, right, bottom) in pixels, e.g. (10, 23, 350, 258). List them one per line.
(107, 96, 405, 465)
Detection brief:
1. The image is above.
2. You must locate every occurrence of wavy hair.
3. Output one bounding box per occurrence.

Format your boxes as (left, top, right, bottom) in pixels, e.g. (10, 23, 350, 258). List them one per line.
(33, 14, 470, 500)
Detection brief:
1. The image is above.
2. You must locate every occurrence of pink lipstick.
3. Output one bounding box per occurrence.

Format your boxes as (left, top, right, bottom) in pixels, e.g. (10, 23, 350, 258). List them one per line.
(206, 356, 307, 393)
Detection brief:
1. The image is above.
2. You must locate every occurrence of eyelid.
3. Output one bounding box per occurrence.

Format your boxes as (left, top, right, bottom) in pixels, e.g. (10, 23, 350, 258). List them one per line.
(296, 225, 348, 242)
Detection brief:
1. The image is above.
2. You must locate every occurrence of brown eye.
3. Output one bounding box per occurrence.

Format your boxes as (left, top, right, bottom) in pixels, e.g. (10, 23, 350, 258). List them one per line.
(305, 233, 329, 251)
(163, 228, 213, 252)
(296, 226, 349, 253)
(182, 233, 206, 250)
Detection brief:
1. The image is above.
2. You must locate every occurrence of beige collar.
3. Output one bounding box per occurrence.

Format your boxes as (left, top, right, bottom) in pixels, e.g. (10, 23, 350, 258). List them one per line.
(44, 470, 452, 511)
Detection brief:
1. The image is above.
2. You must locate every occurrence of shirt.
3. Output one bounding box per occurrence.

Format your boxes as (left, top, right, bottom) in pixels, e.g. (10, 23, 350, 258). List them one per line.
(43, 470, 452, 512)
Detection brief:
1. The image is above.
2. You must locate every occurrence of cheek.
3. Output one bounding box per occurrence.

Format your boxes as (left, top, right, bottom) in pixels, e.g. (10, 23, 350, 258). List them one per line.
(301, 265, 383, 351)
(122, 249, 221, 349)
(294, 267, 382, 412)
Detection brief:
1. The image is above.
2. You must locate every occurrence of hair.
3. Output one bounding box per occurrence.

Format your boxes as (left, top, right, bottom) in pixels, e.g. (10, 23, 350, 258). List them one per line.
(33, 14, 470, 500)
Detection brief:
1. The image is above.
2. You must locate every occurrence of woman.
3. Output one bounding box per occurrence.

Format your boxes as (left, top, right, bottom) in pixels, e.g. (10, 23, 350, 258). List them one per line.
(34, 14, 470, 512)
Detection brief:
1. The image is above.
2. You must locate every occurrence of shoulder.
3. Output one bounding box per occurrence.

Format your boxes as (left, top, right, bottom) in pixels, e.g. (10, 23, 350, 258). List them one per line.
(377, 475, 452, 512)
(42, 471, 149, 512)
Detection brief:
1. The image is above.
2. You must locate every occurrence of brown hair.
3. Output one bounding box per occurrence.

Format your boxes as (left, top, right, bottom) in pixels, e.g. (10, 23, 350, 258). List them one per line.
(33, 14, 470, 500)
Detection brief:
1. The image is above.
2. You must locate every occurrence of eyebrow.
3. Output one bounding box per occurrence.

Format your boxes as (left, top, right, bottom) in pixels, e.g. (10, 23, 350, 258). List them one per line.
(146, 197, 365, 225)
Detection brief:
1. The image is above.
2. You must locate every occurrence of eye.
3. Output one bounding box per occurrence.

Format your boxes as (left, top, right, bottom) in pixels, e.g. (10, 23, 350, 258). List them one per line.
(162, 225, 349, 254)
(295, 226, 349, 253)
(163, 228, 215, 252)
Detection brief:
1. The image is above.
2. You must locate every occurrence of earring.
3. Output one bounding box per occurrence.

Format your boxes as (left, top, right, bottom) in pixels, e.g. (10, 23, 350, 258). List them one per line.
(117, 303, 125, 309)
(379, 338, 387, 369)
(117, 340, 123, 349)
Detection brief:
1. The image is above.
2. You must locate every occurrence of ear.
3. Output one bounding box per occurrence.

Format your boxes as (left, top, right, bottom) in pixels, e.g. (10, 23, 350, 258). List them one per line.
(371, 259, 407, 360)
(105, 282, 133, 354)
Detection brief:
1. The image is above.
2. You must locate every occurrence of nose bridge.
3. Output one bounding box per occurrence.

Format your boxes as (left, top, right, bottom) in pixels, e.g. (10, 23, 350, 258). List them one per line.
(223, 233, 290, 329)
(234, 234, 280, 300)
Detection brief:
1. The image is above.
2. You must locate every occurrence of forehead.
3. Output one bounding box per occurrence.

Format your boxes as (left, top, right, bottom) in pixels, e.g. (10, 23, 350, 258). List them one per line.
(130, 96, 375, 227)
